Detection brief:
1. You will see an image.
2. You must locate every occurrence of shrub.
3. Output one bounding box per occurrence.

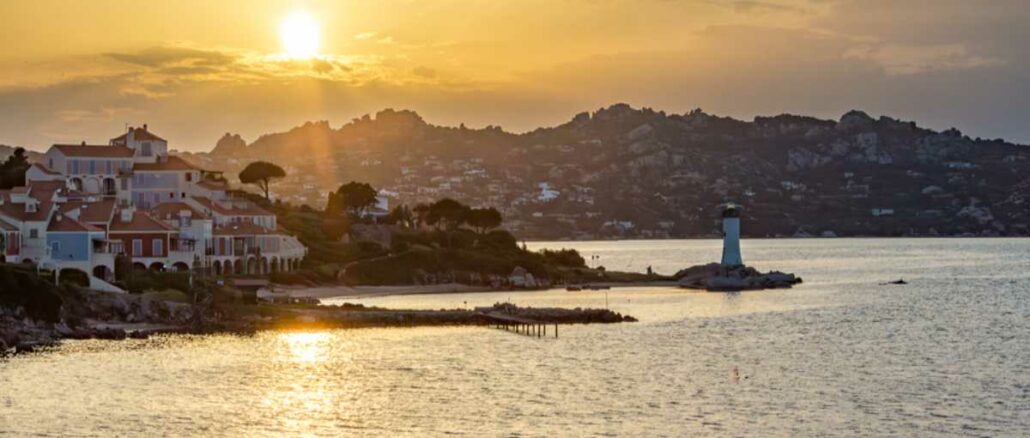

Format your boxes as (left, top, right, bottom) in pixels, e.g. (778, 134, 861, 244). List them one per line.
(0, 263, 65, 323)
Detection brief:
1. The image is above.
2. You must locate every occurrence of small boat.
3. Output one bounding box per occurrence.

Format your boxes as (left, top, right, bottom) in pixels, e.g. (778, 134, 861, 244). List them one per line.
(566, 286, 582, 292)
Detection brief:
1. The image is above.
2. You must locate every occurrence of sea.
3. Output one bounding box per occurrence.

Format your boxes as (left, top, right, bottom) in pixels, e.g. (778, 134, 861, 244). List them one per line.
(1, 238, 1028, 437)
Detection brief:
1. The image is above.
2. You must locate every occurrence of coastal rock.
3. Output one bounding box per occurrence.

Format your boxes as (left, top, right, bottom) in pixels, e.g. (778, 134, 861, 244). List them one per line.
(675, 263, 802, 291)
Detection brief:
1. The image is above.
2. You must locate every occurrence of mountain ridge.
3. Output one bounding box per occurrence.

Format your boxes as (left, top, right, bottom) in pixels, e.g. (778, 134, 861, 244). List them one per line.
(180, 104, 1030, 238)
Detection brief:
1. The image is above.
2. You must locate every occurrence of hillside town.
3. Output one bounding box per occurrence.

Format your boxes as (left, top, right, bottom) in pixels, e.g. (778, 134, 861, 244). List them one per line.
(178, 105, 1030, 240)
(0, 126, 306, 293)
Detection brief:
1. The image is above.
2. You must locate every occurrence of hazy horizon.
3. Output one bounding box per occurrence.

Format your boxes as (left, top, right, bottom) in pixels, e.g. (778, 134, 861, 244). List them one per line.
(2, 0, 1029, 151)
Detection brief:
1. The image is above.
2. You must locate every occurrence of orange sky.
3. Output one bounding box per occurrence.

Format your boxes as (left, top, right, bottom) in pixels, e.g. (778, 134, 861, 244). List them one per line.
(1, 0, 1028, 150)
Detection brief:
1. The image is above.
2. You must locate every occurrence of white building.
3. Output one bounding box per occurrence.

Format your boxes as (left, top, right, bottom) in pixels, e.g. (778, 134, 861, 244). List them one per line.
(1, 124, 308, 292)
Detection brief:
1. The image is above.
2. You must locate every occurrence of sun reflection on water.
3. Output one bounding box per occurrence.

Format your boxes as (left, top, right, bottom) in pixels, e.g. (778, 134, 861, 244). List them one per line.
(280, 331, 331, 363)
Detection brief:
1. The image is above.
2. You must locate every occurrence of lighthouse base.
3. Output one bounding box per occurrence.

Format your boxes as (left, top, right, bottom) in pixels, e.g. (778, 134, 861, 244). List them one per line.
(675, 263, 802, 292)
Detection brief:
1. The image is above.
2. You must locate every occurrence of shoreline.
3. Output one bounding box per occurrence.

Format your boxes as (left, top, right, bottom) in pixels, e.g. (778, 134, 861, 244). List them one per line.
(275, 280, 680, 300)
(2, 301, 636, 356)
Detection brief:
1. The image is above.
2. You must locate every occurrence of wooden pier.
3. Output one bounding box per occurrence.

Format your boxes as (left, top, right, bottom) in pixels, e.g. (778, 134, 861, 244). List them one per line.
(479, 312, 558, 338)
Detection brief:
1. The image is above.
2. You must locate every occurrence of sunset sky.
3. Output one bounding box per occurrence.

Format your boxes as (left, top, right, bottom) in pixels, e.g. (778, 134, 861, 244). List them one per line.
(1, 0, 1028, 151)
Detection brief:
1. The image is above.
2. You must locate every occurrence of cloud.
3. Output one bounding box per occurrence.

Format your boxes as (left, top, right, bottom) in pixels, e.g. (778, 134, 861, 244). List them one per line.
(57, 106, 143, 123)
(105, 46, 235, 68)
(844, 43, 1005, 75)
(709, 0, 808, 14)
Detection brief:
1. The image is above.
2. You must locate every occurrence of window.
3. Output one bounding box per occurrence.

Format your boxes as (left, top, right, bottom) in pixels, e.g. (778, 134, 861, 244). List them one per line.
(132, 239, 143, 256)
(88, 160, 96, 174)
(48, 158, 54, 169)
(142, 142, 152, 157)
(105, 161, 112, 174)
(121, 178, 128, 190)
(152, 239, 163, 256)
(185, 173, 192, 182)
(71, 160, 79, 174)
(29, 229, 38, 239)
(50, 241, 60, 256)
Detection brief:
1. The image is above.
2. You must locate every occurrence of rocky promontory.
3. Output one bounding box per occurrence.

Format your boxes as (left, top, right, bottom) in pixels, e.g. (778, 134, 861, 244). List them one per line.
(675, 263, 802, 291)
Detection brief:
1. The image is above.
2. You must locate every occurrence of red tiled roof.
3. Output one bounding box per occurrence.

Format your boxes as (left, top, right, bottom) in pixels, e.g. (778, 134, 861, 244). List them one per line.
(0, 190, 52, 222)
(52, 144, 135, 158)
(48, 214, 102, 233)
(0, 217, 17, 231)
(30, 163, 62, 175)
(59, 200, 116, 225)
(150, 202, 208, 220)
(109, 210, 177, 233)
(132, 155, 199, 171)
(26, 180, 66, 193)
(111, 126, 166, 143)
(213, 221, 275, 236)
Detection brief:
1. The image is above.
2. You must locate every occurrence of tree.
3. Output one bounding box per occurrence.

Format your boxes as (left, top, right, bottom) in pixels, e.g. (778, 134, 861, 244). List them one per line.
(238, 161, 286, 201)
(467, 207, 503, 234)
(426, 198, 470, 230)
(386, 205, 413, 228)
(0, 147, 30, 189)
(329, 181, 378, 217)
(412, 203, 430, 228)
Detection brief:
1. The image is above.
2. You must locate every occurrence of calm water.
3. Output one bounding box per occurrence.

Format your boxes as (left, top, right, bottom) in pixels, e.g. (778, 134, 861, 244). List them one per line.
(2, 239, 1029, 437)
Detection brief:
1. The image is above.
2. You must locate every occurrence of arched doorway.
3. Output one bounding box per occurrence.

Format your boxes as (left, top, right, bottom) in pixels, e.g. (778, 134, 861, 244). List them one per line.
(92, 265, 112, 282)
(233, 259, 244, 275)
(260, 257, 268, 275)
(83, 177, 101, 193)
(247, 258, 257, 275)
(172, 262, 190, 272)
(270, 258, 279, 274)
(213, 260, 222, 276)
(149, 262, 164, 272)
(69, 177, 83, 192)
(59, 268, 90, 287)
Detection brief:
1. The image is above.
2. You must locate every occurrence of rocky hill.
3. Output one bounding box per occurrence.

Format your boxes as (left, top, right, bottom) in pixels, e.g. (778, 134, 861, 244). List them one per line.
(179, 104, 1030, 239)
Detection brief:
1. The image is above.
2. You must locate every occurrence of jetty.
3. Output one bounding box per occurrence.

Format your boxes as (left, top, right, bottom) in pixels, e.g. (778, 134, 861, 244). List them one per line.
(482, 312, 558, 338)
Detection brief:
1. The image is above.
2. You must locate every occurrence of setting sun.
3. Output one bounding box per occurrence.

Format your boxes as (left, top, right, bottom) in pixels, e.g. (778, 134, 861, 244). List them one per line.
(280, 10, 320, 59)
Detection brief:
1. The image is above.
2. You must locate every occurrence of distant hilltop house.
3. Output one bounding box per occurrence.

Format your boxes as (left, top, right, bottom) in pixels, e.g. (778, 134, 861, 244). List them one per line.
(0, 125, 307, 292)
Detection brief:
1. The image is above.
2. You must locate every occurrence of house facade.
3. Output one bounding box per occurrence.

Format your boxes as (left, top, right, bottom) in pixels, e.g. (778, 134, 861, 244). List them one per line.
(1, 125, 307, 292)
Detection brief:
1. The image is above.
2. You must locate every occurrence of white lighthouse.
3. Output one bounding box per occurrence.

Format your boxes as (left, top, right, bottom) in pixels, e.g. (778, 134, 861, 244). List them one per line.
(720, 203, 743, 267)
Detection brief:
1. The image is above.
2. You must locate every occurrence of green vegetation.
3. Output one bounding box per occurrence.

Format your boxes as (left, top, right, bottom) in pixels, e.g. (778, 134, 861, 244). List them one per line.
(142, 289, 191, 303)
(0, 263, 66, 322)
(238, 161, 286, 201)
(327, 181, 378, 216)
(264, 183, 593, 286)
(0, 147, 29, 189)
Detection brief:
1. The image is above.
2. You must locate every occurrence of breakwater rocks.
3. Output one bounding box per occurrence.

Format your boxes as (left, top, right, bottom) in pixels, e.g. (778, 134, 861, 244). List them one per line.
(249, 302, 637, 330)
(676, 263, 802, 291)
(1, 290, 196, 355)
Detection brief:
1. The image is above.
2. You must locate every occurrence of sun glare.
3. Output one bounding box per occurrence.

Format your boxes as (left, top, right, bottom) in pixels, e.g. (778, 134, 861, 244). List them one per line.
(280, 11, 320, 59)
